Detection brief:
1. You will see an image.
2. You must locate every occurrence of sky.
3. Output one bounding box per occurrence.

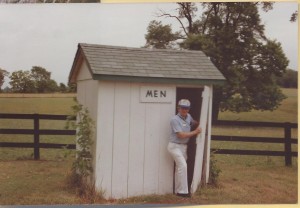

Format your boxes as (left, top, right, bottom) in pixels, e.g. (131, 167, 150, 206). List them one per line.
(0, 2, 298, 86)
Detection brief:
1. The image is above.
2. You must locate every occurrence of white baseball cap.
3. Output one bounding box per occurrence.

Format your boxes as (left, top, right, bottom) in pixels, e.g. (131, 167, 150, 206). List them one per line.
(178, 99, 191, 108)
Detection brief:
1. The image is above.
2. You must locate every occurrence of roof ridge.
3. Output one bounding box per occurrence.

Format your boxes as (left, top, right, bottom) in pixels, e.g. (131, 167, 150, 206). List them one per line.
(79, 43, 206, 54)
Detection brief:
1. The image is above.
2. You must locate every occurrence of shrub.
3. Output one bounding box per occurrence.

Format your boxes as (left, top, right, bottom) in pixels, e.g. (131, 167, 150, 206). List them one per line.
(66, 99, 104, 202)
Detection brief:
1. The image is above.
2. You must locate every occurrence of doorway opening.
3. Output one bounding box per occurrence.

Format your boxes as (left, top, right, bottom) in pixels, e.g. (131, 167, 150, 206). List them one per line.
(175, 87, 203, 193)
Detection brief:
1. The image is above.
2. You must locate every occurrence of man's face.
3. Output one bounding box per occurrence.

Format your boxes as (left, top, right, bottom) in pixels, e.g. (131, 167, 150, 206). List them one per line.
(178, 106, 190, 117)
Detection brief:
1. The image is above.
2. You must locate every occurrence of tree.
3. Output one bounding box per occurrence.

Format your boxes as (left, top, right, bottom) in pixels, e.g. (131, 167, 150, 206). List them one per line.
(276, 69, 298, 88)
(47, 79, 59, 92)
(145, 2, 289, 119)
(30, 66, 58, 93)
(2, 86, 11, 93)
(31, 66, 51, 93)
(9, 70, 35, 93)
(290, 11, 298, 22)
(68, 82, 77, 93)
(59, 83, 68, 93)
(9, 66, 59, 93)
(145, 20, 182, 49)
(0, 68, 9, 92)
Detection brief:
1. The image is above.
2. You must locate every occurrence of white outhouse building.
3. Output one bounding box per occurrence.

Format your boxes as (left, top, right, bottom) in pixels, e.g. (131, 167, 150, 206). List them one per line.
(69, 43, 225, 199)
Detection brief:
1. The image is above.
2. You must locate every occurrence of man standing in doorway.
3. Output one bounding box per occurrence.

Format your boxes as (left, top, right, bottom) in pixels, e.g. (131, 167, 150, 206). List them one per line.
(167, 99, 201, 198)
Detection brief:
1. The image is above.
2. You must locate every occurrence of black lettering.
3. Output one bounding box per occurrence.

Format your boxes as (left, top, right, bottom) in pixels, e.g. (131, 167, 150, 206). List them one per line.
(146, 90, 153, 97)
(154, 90, 158, 97)
(160, 90, 166, 97)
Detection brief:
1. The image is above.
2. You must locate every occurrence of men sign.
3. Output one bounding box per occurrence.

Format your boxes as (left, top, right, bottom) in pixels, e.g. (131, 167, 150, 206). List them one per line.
(140, 86, 172, 103)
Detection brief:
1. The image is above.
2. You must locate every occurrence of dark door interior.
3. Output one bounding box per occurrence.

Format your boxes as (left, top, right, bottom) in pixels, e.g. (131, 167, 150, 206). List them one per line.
(176, 87, 203, 193)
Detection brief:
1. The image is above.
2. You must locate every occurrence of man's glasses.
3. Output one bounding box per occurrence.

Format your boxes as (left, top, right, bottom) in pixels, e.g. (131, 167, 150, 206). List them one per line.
(180, 107, 190, 110)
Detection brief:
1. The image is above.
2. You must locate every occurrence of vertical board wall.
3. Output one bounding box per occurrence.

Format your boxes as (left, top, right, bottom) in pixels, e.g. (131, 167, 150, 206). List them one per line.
(76, 60, 99, 122)
(95, 81, 175, 199)
(76, 60, 99, 180)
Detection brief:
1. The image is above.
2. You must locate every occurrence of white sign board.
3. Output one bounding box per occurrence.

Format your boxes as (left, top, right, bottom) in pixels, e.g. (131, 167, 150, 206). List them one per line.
(140, 86, 172, 103)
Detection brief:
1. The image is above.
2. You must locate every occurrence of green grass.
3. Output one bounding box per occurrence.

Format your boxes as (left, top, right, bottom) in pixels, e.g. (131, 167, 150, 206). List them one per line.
(0, 159, 80, 205)
(0, 97, 76, 114)
(0, 89, 298, 205)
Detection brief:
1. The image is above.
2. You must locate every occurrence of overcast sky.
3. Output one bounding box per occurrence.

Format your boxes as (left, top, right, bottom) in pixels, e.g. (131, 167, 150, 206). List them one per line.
(0, 2, 298, 86)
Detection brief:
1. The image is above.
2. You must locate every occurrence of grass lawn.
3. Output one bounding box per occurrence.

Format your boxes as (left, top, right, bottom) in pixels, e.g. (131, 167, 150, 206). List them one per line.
(0, 89, 298, 205)
(0, 97, 76, 115)
(0, 159, 80, 205)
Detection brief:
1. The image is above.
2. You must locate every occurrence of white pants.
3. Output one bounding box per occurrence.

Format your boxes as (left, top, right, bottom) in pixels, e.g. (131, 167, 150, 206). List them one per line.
(167, 142, 188, 194)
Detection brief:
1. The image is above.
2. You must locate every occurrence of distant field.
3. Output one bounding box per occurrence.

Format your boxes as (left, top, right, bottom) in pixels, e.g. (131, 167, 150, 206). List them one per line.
(0, 96, 76, 114)
(0, 88, 296, 120)
(0, 89, 298, 204)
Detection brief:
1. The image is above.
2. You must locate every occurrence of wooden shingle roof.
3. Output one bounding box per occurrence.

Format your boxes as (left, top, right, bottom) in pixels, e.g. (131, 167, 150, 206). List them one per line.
(69, 43, 225, 85)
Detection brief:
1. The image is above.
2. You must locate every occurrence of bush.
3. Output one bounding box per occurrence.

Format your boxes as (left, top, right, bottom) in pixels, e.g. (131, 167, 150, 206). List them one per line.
(65, 99, 104, 203)
(208, 152, 222, 186)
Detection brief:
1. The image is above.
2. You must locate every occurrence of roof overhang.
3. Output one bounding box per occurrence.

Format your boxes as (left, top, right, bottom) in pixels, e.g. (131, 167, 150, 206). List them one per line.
(93, 74, 225, 86)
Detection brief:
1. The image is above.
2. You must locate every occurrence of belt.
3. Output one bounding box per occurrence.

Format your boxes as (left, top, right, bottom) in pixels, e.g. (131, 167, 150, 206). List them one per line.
(170, 142, 187, 145)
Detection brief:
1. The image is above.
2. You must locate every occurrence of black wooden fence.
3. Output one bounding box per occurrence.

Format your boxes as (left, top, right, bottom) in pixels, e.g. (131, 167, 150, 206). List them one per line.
(0, 113, 76, 160)
(211, 120, 298, 166)
(0, 113, 298, 166)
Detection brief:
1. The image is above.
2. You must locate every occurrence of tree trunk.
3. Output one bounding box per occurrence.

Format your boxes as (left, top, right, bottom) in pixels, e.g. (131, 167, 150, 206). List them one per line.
(212, 87, 222, 122)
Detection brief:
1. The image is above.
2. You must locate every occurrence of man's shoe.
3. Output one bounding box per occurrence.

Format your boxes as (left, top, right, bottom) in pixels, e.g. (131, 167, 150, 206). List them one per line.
(176, 193, 191, 198)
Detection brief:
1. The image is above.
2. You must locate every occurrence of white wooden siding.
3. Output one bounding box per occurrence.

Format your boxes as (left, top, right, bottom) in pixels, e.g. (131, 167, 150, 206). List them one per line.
(76, 59, 96, 121)
(128, 83, 146, 197)
(143, 103, 161, 195)
(111, 82, 131, 199)
(95, 82, 176, 199)
(95, 82, 115, 198)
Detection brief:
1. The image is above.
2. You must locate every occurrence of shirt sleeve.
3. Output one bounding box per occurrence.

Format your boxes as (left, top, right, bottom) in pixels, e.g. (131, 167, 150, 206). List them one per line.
(170, 118, 183, 133)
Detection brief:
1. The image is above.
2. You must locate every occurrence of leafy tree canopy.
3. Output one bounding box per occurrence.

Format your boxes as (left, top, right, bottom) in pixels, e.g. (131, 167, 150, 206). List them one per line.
(276, 69, 298, 88)
(9, 66, 58, 93)
(144, 20, 182, 49)
(145, 2, 289, 118)
(31, 66, 52, 93)
(0, 68, 9, 92)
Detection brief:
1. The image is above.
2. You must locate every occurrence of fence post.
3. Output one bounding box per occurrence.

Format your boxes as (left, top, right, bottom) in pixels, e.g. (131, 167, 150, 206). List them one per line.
(33, 114, 40, 160)
(284, 122, 292, 166)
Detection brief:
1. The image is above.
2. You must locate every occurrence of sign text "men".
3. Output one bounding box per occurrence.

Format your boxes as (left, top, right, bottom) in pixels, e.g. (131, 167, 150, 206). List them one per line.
(146, 90, 167, 98)
(140, 86, 172, 103)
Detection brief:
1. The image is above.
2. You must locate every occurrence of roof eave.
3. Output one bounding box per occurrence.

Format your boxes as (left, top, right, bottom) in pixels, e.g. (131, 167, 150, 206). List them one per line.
(92, 74, 226, 86)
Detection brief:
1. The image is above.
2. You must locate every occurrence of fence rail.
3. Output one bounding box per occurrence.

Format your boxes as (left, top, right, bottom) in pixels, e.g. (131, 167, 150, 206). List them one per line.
(211, 120, 298, 166)
(0, 113, 298, 166)
(0, 113, 76, 160)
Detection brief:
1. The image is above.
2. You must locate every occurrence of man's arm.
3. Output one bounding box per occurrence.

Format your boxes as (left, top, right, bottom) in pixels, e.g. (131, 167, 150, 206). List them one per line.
(191, 120, 199, 128)
(176, 127, 201, 139)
